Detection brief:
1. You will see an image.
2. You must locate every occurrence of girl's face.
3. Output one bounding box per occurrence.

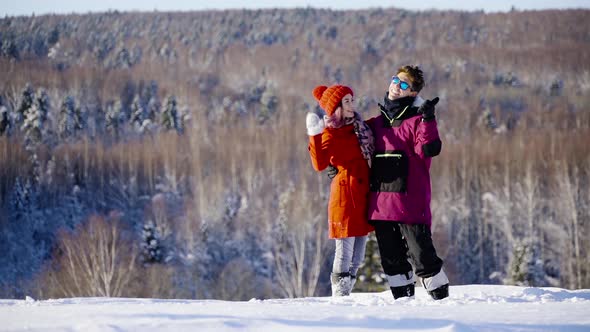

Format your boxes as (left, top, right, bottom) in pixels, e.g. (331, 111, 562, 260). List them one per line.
(340, 94, 354, 118)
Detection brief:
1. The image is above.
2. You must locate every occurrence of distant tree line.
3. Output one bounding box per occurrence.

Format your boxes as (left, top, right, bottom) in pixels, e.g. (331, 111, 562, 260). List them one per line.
(0, 8, 588, 299)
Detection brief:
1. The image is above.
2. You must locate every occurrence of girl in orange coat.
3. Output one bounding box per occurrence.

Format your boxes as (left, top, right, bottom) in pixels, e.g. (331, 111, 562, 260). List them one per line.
(306, 84, 374, 296)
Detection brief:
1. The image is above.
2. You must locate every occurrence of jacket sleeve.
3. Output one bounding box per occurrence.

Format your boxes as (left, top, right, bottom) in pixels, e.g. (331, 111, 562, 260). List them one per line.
(414, 117, 442, 158)
(308, 132, 331, 171)
(365, 116, 377, 132)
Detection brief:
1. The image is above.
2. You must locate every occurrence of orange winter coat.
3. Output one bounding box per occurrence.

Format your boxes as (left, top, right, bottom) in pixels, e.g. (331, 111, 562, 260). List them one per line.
(308, 124, 374, 239)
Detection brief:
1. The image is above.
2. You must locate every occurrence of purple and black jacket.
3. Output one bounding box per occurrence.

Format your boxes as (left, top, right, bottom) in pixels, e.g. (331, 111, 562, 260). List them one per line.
(366, 96, 442, 227)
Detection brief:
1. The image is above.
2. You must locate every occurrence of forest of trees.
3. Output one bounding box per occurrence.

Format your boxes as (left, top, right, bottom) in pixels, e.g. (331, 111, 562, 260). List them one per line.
(0, 7, 589, 300)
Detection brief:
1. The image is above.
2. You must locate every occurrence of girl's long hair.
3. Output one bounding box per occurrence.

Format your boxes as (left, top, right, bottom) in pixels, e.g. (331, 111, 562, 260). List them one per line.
(324, 107, 345, 128)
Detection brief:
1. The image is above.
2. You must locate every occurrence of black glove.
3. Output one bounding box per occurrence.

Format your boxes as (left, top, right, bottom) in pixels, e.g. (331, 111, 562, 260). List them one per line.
(417, 97, 439, 122)
(326, 164, 338, 179)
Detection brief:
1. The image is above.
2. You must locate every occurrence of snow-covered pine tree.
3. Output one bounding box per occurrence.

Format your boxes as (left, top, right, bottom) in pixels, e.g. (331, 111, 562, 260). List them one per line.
(509, 242, 527, 285)
(508, 238, 546, 287)
(88, 102, 104, 138)
(37, 89, 51, 119)
(20, 89, 50, 184)
(22, 89, 50, 149)
(0, 104, 9, 135)
(43, 156, 56, 187)
(10, 177, 33, 220)
(58, 95, 83, 140)
(140, 220, 164, 264)
(130, 94, 152, 134)
(145, 81, 160, 121)
(222, 190, 241, 226)
(146, 98, 159, 122)
(355, 233, 388, 292)
(477, 108, 500, 132)
(1, 33, 19, 60)
(130, 94, 143, 126)
(191, 188, 253, 298)
(455, 214, 483, 284)
(105, 100, 125, 139)
(257, 84, 279, 124)
(15, 84, 35, 126)
(180, 105, 190, 130)
(138, 81, 159, 134)
(161, 95, 181, 133)
(0, 177, 46, 297)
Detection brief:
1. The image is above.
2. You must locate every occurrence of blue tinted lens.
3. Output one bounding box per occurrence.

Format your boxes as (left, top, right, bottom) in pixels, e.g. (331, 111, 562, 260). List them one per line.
(392, 76, 410, 90)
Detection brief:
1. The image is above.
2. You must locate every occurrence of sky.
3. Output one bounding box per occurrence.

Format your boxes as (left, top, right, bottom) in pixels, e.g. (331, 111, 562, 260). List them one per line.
(1, 0, 589, 17)
(1, 285, 590, 331)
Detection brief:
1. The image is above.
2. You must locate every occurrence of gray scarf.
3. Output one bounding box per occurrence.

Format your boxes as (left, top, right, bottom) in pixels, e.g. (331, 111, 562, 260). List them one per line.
(350, 112, 374, 166)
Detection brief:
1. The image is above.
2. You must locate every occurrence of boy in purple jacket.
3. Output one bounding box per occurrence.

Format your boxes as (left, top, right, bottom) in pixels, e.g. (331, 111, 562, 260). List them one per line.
(366, 65, 449, 300)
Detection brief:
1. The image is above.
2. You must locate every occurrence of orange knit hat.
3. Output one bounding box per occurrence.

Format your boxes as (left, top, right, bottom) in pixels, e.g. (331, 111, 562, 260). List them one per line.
(312, 84, 354, 116)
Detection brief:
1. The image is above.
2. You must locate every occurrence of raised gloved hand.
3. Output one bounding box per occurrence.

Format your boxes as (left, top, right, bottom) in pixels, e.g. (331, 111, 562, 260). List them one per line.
(306, 112, 325, 136)
(417, 97, 439, 122)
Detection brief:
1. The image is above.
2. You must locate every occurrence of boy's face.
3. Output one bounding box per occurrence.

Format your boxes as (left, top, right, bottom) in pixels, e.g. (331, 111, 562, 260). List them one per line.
(388, 72, 418, 100)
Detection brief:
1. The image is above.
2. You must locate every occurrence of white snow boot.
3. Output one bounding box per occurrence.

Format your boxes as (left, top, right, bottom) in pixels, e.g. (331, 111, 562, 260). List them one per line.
(387, 271, 416, 299)
(331, 272, 352, 296)
(421, 269, 449, 300)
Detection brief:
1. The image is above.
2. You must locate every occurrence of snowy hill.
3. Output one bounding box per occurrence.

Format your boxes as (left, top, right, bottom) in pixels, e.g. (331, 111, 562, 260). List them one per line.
(1, 285, 589, 331)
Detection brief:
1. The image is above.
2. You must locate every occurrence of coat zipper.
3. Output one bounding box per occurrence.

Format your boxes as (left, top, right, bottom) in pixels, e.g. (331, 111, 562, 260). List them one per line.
(381, 105, 409, 126)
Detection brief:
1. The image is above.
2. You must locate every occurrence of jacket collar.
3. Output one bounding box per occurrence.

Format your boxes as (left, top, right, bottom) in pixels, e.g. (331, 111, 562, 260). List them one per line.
(378, 93, 424, 127)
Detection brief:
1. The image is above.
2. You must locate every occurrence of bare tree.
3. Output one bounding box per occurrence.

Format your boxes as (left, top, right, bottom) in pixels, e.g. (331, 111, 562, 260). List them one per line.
(41, 215, 138, 298)
(556, 161, 584, 289)
(213, 258, 271, 301)
(272, 183, 329, 298)
(516, 159, 540, 239)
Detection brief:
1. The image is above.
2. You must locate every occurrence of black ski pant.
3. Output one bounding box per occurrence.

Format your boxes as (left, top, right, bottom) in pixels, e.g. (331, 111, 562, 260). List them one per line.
(372, 221, 443, 278)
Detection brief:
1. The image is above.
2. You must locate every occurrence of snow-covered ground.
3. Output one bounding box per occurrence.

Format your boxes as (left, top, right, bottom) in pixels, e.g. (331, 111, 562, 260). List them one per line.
(1, 285, 589, 332)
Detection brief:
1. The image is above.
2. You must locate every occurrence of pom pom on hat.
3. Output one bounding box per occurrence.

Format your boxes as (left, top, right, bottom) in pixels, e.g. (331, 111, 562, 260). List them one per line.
(313, 86, 328, 101)
(312, 84, 353, 116)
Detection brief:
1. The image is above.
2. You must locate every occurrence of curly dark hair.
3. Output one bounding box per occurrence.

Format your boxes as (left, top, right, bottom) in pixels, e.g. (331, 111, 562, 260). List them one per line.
(397, 65, 425, 92)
